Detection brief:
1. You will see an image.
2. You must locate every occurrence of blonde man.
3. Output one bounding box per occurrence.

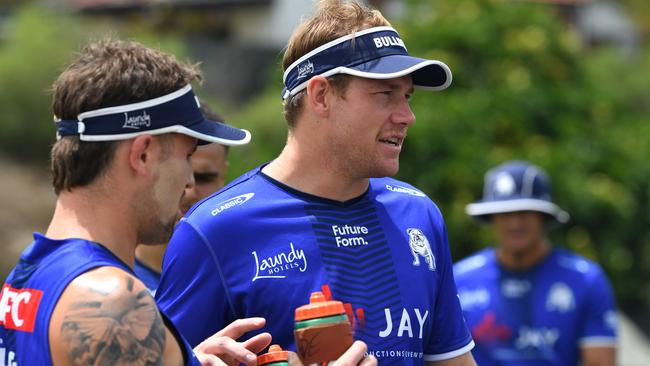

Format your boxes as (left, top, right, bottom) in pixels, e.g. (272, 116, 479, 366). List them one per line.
(157, 1, 476, 365)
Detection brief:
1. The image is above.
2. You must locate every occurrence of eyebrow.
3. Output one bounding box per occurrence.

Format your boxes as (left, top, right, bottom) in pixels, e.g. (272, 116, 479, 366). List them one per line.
(382, 81, 414, 94)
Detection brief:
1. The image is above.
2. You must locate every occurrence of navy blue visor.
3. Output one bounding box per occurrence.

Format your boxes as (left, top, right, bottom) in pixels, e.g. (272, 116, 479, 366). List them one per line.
(282, 26, 452, 100)
(56, 85, 251, 146)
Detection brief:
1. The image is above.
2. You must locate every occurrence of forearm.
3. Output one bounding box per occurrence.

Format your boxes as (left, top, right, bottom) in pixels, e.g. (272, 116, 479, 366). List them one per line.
(581, 346, 616, 366)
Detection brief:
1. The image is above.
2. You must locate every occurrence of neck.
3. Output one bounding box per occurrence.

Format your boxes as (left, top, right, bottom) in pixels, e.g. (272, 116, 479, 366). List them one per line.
(496, 238, 551, 271)
(135, 244, 166, 273)
(46, 186, 137, 268)
(263, 135, 369, 202)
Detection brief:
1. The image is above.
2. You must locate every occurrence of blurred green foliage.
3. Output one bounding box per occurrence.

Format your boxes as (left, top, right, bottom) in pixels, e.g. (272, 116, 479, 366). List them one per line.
(0, 6, 85, 160)
(227, 0, 650, 323)
(0, 5, 187, 161)
(396, 0, 650, 322)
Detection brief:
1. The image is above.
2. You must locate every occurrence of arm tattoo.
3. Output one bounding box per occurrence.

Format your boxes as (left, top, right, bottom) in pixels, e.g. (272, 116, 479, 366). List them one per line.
(61, 276, 166, 365)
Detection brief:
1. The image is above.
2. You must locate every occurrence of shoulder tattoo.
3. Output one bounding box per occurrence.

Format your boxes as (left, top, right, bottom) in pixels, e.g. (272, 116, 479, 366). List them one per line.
(61, 275, 165, 365)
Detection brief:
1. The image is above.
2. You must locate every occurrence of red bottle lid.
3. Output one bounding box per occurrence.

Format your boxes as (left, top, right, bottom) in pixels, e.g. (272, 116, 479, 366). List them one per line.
(257, 344, 289, 365)
(294, 291, 346, 321)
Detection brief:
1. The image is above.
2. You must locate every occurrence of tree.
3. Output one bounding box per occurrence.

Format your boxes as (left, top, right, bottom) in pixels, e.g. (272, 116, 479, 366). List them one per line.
(397, 0, 650, 328)
(0, 4, 187, 161)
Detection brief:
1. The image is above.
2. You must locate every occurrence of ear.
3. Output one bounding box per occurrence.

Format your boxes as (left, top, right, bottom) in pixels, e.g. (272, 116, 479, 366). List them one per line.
(305, 75, 331, 118)
(128, 135, 155, 176)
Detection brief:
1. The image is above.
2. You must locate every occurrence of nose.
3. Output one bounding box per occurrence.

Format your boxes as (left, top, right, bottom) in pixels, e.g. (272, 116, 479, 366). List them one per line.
(185, 166, 195, 191)
(393, 99, 416, 126)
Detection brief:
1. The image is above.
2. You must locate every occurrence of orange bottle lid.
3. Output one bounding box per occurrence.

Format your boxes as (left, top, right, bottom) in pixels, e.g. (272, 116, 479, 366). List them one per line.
(257, 344, 289, 365)
(295, 291, 346, 321)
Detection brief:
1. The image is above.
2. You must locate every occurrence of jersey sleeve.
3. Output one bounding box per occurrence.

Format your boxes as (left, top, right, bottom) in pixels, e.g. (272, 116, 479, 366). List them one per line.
(156, 220, 236, 347)
(424, 214, 475, 361)
(578, 264, 617, 347)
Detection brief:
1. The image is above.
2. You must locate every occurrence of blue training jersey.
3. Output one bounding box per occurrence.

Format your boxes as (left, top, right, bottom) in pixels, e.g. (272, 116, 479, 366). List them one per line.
(0, 233, 199, 366)
(453, 247, 617, 366)
(157, 166, 474, 365)
(134, 257, 161, 296)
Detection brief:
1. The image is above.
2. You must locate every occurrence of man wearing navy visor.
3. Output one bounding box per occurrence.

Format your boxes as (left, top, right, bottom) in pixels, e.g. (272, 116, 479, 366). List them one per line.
(157, 0, 476, 365)
(0, 39, 277, 366)
(454, 160, 617, 366)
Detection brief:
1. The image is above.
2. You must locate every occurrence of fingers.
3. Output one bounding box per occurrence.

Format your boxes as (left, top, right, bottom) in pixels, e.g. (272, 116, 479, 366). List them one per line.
(287, 341, 375, 366)
(194, 318, 270, 366)
(359, 354, 377, 366)
(287, 352, 305, 366)
(333, 341, 374, 366)
(194, 336, 258, 366)
(195, 353, 228, 366)
(241, 332, 273, 354)
(215, 317, 266, 340)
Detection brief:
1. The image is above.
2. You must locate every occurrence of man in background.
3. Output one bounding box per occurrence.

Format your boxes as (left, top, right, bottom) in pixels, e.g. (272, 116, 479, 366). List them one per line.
(135, 103, 230, 295)
(454, 160, 617, 366)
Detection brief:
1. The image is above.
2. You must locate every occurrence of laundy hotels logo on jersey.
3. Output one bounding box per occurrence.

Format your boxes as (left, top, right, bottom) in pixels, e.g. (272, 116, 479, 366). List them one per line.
(252, 243, 308, 281)
(0, 285, 43, 332)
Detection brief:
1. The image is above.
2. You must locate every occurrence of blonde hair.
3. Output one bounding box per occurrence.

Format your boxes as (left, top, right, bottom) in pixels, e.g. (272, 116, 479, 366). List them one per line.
(282, 0, 391, 127)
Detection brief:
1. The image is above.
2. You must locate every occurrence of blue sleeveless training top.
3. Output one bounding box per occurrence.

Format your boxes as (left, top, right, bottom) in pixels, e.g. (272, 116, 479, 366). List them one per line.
(0, 233, 199, 366)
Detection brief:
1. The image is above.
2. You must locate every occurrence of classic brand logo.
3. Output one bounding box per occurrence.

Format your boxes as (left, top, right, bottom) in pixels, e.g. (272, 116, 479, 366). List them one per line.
(122, 111, 151, 129)
(406, 228, 435, 271)
(0, 285, 43, 333)
(373, 36, 406, 50)
(297, 60, 314, 79)
(211, 193, 255, 216)
(252, 242, 307, 281)
(385, 184, 425, 197)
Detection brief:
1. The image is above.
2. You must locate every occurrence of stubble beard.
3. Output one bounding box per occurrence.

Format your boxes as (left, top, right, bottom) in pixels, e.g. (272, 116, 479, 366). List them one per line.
(330, 140, 400, 180)
(135, 190, 177, 245)
(139, 216, 175, 246)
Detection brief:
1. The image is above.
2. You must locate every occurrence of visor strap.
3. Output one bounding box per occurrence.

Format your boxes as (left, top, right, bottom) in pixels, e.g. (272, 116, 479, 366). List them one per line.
(56, 120, 85, 137)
